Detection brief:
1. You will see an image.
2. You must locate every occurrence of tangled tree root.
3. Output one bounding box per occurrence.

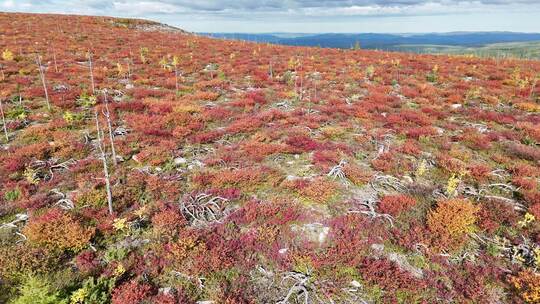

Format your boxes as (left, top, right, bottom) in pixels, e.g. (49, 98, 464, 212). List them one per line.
(180, 193, 229, 226)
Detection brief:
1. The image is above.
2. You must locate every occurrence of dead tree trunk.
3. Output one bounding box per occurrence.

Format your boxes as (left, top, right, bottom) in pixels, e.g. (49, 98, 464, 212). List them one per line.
(102, 90, 117, 166)
(36, 55, 51, 111)
(127, 58, 132, 80)
(0, 99, 8, 142)
(531, 78, 538, 100)
(174, 67, 179, 92)
(52, 47, 58, 73)
(95, 111, 113, 215)
(88, 52, 95, 95)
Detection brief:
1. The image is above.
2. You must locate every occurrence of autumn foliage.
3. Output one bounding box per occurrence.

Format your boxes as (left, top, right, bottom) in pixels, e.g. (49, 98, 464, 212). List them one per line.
(23, 209, 95, 253)
(427, 199, 479, 251)
(0, 11, 539, 303)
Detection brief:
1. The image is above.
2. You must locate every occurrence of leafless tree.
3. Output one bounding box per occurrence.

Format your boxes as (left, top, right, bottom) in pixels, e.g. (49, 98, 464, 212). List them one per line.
(35, 54, 51, 110)
(0, 98, 8, 142)
(51, 45, 59, 73)
(102, 90, 117, 166)
(95, 110, 113, 215)
(88, 51, 96, 95)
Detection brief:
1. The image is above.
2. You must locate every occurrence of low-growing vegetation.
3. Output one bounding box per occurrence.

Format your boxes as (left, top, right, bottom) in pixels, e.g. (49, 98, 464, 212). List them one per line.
(0, 12, 539, 303)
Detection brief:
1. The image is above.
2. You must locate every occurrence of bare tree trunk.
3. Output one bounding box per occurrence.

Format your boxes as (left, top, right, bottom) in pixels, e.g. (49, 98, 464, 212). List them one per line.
(0, 99, 8, 142)
(95, 111, 113, 215)
(35, 55, 51, 111)
(102, 90, 117, 166)
(52, 47, 58, 73)
(531, 79, 537, 100)
(88, 51, 95, 95)
(127, 58, 132, 80)
(174, 68, 179, 91)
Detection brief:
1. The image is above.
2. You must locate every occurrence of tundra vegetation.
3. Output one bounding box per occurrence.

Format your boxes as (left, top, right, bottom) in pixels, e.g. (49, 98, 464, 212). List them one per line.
(0, 12, 540, 304)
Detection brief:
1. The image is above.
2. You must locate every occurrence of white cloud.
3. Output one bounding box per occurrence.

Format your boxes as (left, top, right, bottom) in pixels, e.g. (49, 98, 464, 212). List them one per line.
(1, 1, 539, 32)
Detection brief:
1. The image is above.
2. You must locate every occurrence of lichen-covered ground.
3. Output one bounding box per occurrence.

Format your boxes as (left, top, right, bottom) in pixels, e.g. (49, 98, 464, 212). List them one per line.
(1, 12, 540, 304)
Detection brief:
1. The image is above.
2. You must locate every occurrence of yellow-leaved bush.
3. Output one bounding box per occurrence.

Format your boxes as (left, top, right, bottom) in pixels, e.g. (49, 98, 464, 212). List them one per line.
(510, 270, 540, 303)
(23, 209, 95, 253)
(427, 198, 479, 252)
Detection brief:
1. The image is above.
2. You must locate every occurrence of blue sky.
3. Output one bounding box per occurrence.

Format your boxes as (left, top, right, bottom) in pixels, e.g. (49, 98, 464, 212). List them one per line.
(1, 0, 539, 33)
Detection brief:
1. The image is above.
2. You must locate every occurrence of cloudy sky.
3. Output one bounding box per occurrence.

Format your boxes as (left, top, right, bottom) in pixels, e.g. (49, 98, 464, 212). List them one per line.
(1, 0, 539, 33)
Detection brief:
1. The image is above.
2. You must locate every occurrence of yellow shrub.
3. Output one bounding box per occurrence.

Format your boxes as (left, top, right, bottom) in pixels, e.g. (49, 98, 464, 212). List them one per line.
(24, 210, 94, 253)
(510, 271, 540, 303)
(427, 199, 479, 252)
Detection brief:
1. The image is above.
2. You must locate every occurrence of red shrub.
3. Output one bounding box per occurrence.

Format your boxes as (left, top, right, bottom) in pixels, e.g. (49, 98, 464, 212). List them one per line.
(506, 143, 540, 161)
(404, 126, 437, 139)
(371, 152, 395, 173)
(231, 199, 301, 226)
(512, 177, 537, 191)
(467, 163, 491, 182)
(151, 204, 187, 239)
(399, 140, 421, 156)
(378, 194, 417, 216)
(359, 257, 426, 292)
(111, 280, 154, 304)
(75, 250, 100, 274)
(312, 150, 341, 169)
(286, 135, 320, 152)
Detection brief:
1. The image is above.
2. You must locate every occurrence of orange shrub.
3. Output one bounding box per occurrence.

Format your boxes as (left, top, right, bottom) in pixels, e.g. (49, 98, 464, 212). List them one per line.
(510, 271, 540, 303)
(343, 163, 372, 185)
(23, 209, 95, 253)
(297, 178, 339, 204)
(379, 194, 417, 216)
(427, 199, 479, 251)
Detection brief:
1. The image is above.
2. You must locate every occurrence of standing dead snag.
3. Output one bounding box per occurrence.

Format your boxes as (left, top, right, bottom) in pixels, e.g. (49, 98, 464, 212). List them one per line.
(0, 98, 8, 142)
(35, 55, 51, 110)
(172, 55, 180, 92)
(88, 51, 95, 95)
(102, 90, 117, 166)
(95, 110, 113, 215)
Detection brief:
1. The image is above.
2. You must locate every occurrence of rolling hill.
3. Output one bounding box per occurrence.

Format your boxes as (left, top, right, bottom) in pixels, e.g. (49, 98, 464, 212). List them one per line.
(205, 32, 540, 59)
(0, 12, 540, 303)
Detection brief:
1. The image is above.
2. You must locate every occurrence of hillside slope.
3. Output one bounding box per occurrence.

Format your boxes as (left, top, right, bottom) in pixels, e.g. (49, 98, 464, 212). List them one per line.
(1, 13, 540, 303)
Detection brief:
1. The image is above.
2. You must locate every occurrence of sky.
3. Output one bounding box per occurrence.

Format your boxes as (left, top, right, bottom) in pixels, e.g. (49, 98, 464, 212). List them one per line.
(1, 0, 539, 33)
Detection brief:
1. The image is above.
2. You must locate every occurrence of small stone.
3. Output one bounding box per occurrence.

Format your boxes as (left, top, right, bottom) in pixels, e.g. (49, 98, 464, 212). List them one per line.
(350, 280, 362, 288)
(174, 157, 187, 165)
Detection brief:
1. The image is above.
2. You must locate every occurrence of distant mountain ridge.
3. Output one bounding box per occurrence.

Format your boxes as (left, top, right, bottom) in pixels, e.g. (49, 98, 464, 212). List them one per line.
(202, 32, 540, 50)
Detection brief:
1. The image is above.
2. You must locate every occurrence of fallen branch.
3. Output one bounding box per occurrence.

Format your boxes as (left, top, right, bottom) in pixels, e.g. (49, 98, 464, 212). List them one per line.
(50, 189, 75, 210)
(180, 193, 229, 225)
(348, 199, 394, 227)
(0, 213, 29, 243)
(327, 160, 350, 185)
(277, 271, 312, 304)
(370, 174, 407, 193)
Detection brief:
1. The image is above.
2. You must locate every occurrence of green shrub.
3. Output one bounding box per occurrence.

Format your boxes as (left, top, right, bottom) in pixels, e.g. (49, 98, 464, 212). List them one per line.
(10, 275, 65, 304)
